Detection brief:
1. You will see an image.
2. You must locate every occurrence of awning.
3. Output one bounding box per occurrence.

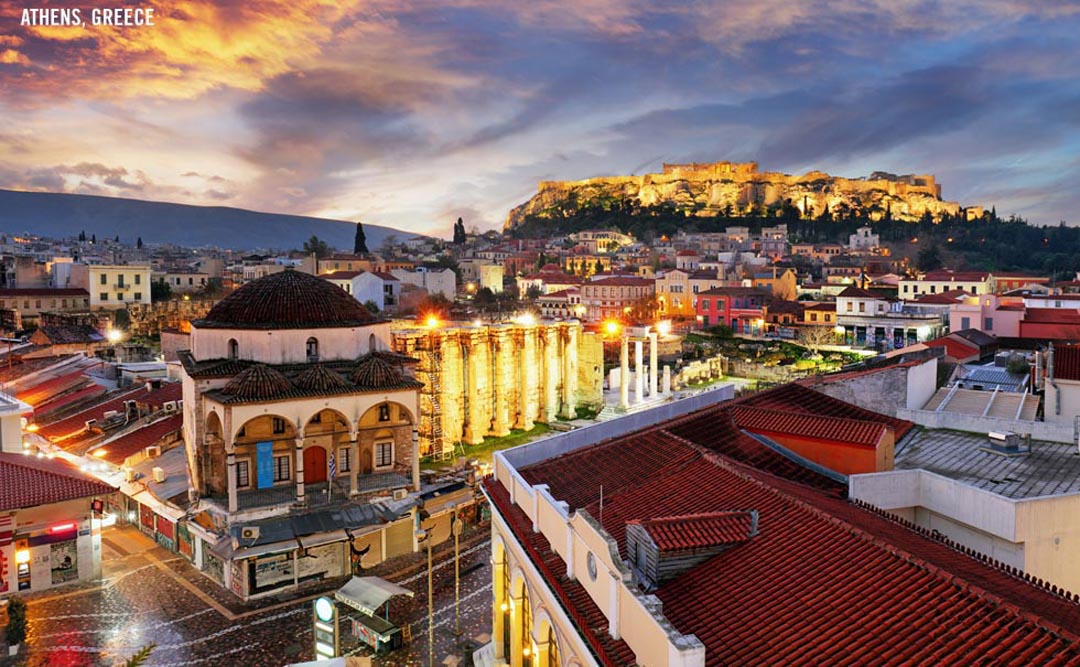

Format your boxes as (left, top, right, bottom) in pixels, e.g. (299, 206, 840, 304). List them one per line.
(334, 576, 414, 616)
(298, 529, 348, 549)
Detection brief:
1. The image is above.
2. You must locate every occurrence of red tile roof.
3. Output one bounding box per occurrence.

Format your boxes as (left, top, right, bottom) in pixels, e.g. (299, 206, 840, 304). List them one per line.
(90, 414, 183, 465)
(0, 288, 89, 298)
(914, 292, 965, 304)
(319, 270, 363, 280)
(1053, 345, 1080, 382)
(15, 369, 91, 406)
(837, 286, 879, 299)
(1024, 308, 1080, 324)
(634, 511, 756, 552)
(498, 397, 1080, 666)
(0, 453, 116, 511)
(33, 383, 107, 419)
(925, 336, 980, 361)
(731, 405, 887, 447)
(36, 382, 181, 441)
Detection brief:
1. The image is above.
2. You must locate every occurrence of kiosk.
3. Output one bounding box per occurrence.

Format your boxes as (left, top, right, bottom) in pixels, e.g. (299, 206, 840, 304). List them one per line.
(334, 576, 415, 653)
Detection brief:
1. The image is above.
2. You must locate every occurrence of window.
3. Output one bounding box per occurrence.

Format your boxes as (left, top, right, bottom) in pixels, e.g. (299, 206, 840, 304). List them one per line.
(135, 274, 141, 285)
(236, 460, 250, 488)
(134, 292, 142, 301)
(115, 293, 122, 301)
(716, 299, 725, 310)
(375, 441, 393, 468)
(100, 273, 108, 285)
(521, 586, 533, 667)
(272, 417, 287, 434)
(548, 628, 560, 667)
(22, 300, 28, 309)
(845, 302, 853, 312)
(34, 299, 41, 308)
(701, 300, 710, 311)
(273, 455, 290, 482)
(858, 302, 865, 313)
(100, 292, 109, 301)
(338, 447, 351, 473)
(930, 285, 936, 294)
(306, 337, 319, 362)
(961, 317, 970, 330)
(369, 333, 377, 352)
(378, 404, 391, 422)
(228, 339, 239, 359)
(810, 312, 818, 322)
(117, 274, 125, 287)
(985, 317, 994, 331)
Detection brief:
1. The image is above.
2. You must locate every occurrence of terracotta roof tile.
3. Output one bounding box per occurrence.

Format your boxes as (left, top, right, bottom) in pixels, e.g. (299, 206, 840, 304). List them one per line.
(90, 414, 183, 465)
(222, 364, 293, 398)
(731, 405, 887, 447)
(1053, 345, 1080, 382)
(0, 453, 116, 511)
(196, 269, 378, 330)
(634, 511, 756, 552)
(293, 364, 350, 392)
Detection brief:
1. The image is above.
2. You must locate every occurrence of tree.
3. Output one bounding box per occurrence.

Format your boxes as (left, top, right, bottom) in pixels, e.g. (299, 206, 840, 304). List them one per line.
(800, 325, 840, 356)
(303, 235, 331, 258)
(415, 293, 452, 321)
(114, 234, 120, 243)
(362, 299, 380, 314)
(353, 222, 368, 254)
(78, 230, 86, 242)
(151, 279, 172, 302)
(594, 260, 604, 275)
(379, 234, 399, 256)
(5, 595, 27, 647)
(136, 237, 143, 249)
(453, 217, 467, 244)
(525, 285, 542, 300)
(916, 245, 943, 271)
(474, 286, 496, 310)
(91, 233, 97, 244)
(112, 308, 131, 331)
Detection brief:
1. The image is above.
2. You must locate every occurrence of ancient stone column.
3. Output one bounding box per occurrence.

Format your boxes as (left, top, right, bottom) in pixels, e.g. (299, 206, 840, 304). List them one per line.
(634, 340, 645, 403)
(663, 366, 672, 395)
(649, 332, 659, 397)
(561, 326, 578, 419)
(226, 452, 238, 513)
(491, 331, 511, 437)
(348, 436, 360, 496)
(619, 336, 630, 410)
(543, 328, 559, 422)
(516, 328, 535, 430)
(294, 436, 305, 504)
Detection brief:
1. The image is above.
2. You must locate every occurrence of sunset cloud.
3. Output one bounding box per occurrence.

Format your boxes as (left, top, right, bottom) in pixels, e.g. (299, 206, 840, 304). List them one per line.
(1, 0, 1079, 236)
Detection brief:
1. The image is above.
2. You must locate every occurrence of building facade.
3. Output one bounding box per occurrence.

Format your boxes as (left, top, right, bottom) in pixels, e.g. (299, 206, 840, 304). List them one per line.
(68, 264, 153, 309)
(580, 277, 654, 323)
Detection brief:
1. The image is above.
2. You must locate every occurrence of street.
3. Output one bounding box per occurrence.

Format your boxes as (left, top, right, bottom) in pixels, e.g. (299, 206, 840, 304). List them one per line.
(4, 524, 493, 667)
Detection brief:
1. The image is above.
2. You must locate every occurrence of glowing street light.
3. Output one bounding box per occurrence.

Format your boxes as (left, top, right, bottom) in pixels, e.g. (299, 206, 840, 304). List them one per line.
(513, 312, 536, 326)
(106, 329, 123, 344)
(656, 320, 672, 336)
(603, 320, 621, 336)
(425, 315, 441, 329)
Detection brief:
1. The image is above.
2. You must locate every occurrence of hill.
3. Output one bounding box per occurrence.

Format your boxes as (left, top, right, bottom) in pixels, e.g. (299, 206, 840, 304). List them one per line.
(0, 190, 420, 251)
(506, 160, 981, 232)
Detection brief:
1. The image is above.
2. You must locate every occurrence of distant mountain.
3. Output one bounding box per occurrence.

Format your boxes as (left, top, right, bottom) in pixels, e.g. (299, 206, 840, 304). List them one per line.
(0, 190, 421, 251)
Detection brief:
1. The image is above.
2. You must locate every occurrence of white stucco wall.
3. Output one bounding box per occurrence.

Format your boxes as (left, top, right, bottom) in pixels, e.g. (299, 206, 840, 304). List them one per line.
(190, 322, 390, 364)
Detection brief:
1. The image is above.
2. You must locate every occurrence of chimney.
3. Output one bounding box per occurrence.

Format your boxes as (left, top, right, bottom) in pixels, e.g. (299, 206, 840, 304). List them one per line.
(1048, 342, 1055, 384)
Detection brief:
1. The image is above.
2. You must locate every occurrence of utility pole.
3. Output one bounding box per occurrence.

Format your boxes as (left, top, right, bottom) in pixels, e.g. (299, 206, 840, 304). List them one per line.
(416, 528, 434, 667)
(453, 508, 462, 639)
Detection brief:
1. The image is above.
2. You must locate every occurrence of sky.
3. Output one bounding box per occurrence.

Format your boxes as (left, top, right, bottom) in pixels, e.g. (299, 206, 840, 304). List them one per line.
(1, 1, 1079, 238)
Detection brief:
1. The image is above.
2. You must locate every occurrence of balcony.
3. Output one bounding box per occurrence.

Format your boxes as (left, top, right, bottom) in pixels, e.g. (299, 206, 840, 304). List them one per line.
(206, 471, 412, 512)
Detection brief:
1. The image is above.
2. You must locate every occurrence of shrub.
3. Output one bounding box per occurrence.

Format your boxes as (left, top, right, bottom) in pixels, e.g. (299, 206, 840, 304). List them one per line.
(5, 596, 27, 646)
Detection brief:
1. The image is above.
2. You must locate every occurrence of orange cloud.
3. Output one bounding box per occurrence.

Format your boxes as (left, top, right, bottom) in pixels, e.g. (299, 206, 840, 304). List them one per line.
(0, 48, 28, 65)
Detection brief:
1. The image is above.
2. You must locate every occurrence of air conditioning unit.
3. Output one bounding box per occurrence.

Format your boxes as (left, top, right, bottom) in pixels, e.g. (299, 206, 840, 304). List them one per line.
(162, 401, 178, 413)
(392, 488, 408, 501)
(84, 419, 98, 430)
(152, 467, 166, 483)
(103, 410, 120, 420)
(240, 526, 260, 541)
(144, 445, 162, 458)
(176, 400, 183, 409)
(124, 468, 136, 483)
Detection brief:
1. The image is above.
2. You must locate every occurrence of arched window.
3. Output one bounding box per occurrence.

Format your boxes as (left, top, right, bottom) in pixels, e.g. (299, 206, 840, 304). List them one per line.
(501, 550, 511, 660)
(306, 337, 319, 362)
(369, 333, 377, 352)
(228, 338, 239, 360)
(548, 627, 560, 667)
(521, 585, 533, 667)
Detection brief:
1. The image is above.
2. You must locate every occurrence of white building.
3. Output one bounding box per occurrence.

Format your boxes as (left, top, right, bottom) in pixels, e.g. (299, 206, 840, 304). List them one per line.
(391, 267, 456, 300)
(849, 226, 880, 251)
(66, 263, 152, 309)
(178, 269, 424, 601)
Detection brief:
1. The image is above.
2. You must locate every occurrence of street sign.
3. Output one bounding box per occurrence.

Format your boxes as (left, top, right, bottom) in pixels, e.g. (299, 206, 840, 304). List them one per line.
(313, 596, 339, 660)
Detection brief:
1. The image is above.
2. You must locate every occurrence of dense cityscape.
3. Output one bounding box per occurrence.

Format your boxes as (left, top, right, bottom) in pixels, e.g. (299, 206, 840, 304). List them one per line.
(4, 2, 1080, 666)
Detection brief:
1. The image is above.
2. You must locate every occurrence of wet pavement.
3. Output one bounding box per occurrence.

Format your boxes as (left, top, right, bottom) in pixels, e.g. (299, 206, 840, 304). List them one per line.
(1, 523, 493, 667)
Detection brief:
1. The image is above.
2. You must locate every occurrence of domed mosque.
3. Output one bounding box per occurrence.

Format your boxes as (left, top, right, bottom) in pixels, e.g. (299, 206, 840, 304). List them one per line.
(178, 270, 423, 553)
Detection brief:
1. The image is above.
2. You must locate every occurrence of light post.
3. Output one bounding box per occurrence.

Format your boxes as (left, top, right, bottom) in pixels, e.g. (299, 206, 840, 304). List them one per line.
(415, 527, 434, 667)
(452, 506, 463, 640)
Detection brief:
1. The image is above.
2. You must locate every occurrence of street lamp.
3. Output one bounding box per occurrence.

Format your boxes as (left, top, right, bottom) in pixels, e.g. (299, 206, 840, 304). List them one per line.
(415, 527, 434, 667)
(603, 320, 621, 337)
(656, 320, 672, 337)
(106, 328, 122, 344)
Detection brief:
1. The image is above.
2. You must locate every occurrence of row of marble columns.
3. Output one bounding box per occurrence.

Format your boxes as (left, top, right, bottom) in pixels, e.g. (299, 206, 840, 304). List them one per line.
(618, 333, 669, 410)
(224, 428, 421, 513)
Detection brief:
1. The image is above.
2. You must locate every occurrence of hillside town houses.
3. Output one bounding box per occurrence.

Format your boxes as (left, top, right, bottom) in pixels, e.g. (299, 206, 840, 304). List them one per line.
(12, 223, 1080, 665)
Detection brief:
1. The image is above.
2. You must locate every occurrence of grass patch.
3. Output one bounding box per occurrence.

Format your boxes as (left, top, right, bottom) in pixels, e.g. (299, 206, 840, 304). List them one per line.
(420, 423, 553, 470)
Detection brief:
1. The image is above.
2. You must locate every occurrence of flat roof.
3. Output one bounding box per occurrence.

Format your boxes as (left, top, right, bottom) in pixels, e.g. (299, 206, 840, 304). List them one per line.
(895, 429, 1080, 499)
